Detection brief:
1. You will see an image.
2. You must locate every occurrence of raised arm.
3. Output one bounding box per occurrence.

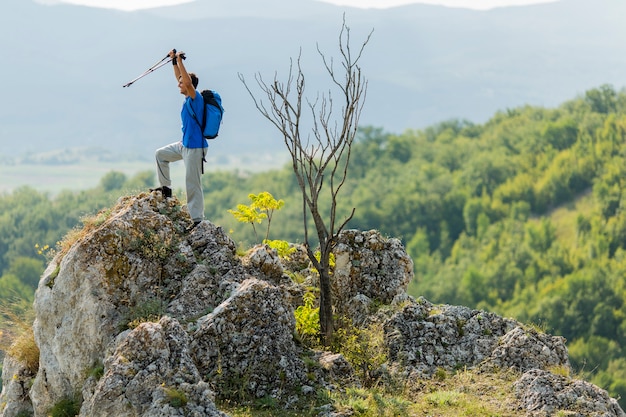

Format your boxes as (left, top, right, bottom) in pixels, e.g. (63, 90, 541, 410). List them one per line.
(170, 49, 196, 99)
(169, 49, 181, 80)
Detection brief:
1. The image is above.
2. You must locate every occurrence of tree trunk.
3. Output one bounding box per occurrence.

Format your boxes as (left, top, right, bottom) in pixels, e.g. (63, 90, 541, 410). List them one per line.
(318, 266, 333, 345)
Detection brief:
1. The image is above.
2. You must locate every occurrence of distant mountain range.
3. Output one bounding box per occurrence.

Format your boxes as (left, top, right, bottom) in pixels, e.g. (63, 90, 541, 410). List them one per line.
(2, 0, 626, 164)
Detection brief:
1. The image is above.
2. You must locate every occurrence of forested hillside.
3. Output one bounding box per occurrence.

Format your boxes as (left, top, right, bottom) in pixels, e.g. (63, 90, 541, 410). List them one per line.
(2, 84, 626, 404)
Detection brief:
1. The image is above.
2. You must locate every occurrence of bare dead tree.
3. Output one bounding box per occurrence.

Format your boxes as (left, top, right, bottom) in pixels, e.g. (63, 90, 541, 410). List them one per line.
(239, 17, 372, 344)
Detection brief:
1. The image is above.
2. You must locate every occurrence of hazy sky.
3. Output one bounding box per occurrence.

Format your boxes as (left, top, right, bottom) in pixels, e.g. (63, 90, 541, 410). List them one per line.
(42, 0, 559, 12)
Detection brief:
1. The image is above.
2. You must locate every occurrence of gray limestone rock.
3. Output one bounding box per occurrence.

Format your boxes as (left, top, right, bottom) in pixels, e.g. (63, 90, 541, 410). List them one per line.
(190, 278, 308, 403)
(0, 194, 623, 417)
(333, 229, 414, 324)
(514, 369, 626, 417)
(0, 356, 35, 417)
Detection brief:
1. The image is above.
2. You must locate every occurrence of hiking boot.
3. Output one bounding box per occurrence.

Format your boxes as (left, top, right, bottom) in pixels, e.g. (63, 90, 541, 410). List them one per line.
(150, 186, 172, 199)
(186, 220, 201, 233)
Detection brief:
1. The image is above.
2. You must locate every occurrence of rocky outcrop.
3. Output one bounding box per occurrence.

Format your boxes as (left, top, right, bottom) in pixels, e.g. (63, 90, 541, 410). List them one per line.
(1, 356, 36, 417)
(515, 369, 625, 416)
(333, 229, 413, 324)
(81, 316, 227, 417)
(381, 299, 569, 378)
(1, 193, 623, 416)
(190, 278, 308, 404)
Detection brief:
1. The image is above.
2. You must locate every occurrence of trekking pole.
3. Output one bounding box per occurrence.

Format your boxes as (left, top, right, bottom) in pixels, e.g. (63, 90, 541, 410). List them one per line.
(122, 49, 185, 88)
(122, 55, 170, 88)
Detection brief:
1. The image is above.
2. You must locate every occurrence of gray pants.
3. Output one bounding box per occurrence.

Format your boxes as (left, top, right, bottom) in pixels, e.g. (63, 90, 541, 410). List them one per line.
(155, 142, 205, 222)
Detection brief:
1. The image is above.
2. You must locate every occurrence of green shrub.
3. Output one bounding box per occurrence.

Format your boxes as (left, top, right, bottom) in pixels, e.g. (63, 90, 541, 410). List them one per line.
(48, 396, 81, 417)
(332, 321, 388, 387)
(294, 291, 320, 347)
(264, 239, 296, 259)
(125, 298, 164, 329)
(164, 387, 188, 408)
(229, 191, 284, 242)
(88, 363, 104, 380)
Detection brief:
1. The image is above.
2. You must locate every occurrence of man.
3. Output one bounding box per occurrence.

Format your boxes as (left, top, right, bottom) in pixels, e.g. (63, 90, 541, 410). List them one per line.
(153, 49, 207, 231)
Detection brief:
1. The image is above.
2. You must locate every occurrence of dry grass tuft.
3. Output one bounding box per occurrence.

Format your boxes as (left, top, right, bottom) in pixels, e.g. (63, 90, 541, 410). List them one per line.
(0, 300, 39, 374)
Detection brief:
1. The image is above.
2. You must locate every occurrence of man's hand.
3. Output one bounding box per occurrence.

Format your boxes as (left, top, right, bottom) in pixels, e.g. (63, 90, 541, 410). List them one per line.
(169, 49, 186, 66)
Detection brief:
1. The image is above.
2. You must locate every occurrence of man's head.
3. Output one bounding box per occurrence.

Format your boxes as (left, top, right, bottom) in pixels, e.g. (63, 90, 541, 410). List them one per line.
(190, 72, 199, 89)
(178, 73, 199, 96)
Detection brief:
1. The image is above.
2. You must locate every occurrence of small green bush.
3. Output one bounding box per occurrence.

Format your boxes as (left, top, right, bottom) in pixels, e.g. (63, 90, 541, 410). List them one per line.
(48, 396, 81, 417)
(229, 191, 284, 242)
(125, 298, 164, 329)
(88, 363, 104, 380)
(294, 291, 320, 347)
(332, 320, 388, 387)
(164, 387, 188, 408)
(426, 390, 463, 407)
(264, 239, 296, 259)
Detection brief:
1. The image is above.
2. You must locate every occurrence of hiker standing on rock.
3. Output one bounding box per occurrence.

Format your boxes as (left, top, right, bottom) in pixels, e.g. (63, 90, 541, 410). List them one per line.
(153, 49, 206, 231)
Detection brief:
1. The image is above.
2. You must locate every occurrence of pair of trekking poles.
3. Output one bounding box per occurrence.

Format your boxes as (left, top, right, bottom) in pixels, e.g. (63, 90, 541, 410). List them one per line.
(122, 49, 185, 88)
